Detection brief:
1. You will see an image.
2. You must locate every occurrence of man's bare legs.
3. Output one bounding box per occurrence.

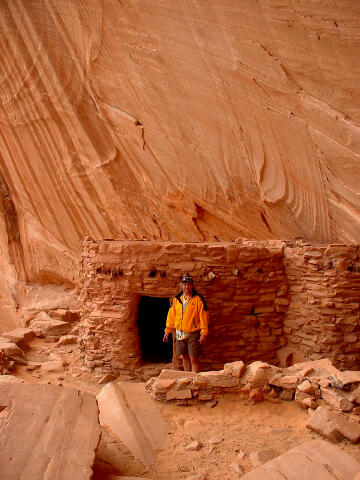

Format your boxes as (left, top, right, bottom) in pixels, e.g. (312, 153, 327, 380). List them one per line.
(191, 356, 201, 373)
(182, 354, 201, 373)
(182, 354, 191, 372)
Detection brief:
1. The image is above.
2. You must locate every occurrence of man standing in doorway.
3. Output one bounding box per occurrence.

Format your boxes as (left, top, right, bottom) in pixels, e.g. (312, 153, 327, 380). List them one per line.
(163, 273, 209, 373)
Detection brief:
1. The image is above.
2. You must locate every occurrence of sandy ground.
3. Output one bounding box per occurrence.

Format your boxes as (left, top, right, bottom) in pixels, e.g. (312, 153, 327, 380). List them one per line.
(12, 338, 360, 480)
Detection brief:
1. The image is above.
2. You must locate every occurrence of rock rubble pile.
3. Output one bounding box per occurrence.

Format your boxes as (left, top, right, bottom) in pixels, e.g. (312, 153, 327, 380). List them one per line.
(0, 309, 80, 374)
(146, 358, 360, 444)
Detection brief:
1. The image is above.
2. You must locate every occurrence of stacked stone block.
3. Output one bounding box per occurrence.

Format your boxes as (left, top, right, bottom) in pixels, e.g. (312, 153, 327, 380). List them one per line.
(283, 242, 360, 370)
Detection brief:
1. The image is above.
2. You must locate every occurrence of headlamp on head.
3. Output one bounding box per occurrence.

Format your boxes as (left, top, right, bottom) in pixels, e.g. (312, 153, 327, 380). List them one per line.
(181, 273, 193, 284)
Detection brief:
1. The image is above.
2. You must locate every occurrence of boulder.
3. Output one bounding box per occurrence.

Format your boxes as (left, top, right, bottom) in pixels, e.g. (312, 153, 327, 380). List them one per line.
(97, 381, 165, 468)
(295, 391, 317, 409)
(40, 360, 65, 374)
(58, 335, 78, 346)
(30, 312, 72, 337)
(0, 382, 100, 480)
(321, 387, 354, 412)
(1, 328, 35, 348)
(244, 362, 280, 385)
(0, 340, 26, 364)
(297, 380, 315, 394)
(306, 406, 342, 441)
(224, 361, 246, 378)
(307, 406, 360, 443)
(330, 371, 360, 388)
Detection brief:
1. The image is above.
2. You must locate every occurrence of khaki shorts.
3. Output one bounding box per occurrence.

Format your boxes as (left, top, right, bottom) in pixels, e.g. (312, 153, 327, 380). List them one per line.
(176, 330, 202, 357)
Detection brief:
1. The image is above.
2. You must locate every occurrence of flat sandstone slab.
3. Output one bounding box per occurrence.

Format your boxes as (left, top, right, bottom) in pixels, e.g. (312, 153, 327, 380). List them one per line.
(97, 381, 165, 468)
(0, 382, 101, 480)
(240, 440, 360, 479)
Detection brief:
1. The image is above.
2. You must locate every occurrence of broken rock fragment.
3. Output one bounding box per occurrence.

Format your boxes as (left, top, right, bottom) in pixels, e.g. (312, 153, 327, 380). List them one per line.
(31, 311, 72, 337)
(307, 406, 360, 443)
(245, 361, 280, 385)
(185, 440, 202, 451)
(1, 328, 35, 348)
(295, 391, 317, 409)
(40, 359, 65, 374)
(0, 339, 26, 365)
(58, 334, 78, 346)
(321, 386, 354, 412)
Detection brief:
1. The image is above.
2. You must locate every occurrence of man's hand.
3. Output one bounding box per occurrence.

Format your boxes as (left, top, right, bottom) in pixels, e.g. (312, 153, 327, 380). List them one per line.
(163, 333, 169, 343)
(200, 335, 207, 345)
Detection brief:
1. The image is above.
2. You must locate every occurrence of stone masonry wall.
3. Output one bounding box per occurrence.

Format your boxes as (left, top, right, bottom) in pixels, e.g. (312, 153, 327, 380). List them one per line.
(78, 239, 360, 375)
(283, 242, 360, 370)
(78, 239, 287, 374)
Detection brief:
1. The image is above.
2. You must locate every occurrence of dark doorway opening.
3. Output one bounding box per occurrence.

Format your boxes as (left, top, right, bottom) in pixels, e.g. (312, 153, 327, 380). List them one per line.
(137, 296, 173, 363)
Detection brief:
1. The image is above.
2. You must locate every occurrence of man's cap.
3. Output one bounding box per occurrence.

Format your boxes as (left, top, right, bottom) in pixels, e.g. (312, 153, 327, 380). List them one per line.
(181, 273, 193, 283)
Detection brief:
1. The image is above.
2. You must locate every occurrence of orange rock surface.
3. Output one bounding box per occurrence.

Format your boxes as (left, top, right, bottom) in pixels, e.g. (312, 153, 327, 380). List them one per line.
(0, 1, 359, 308)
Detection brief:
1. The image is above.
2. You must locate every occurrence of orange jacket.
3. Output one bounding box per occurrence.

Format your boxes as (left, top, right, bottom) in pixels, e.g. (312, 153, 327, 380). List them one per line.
(165, 291, 209, 336)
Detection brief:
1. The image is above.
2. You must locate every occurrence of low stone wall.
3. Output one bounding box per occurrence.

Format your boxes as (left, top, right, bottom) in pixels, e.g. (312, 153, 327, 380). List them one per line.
(145, 359, 360, 444)
(283, 243, 360, 370)
(78, 239, 287, 374)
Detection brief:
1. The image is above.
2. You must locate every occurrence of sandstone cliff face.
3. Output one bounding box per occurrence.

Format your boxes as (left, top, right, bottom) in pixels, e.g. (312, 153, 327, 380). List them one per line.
(0, 1, 359, 300)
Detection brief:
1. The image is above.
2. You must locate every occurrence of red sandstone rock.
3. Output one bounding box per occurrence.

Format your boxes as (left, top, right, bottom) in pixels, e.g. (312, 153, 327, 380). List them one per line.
(0, 382, 100, 480)
(40, 360, 65, 374)
(0, 339, 26, 365)
(224, 360, 246, 378)
(31, 313, 72, 337)
(335, 371, 360, 387)
(307, 406, 360, 443)
(1, 328, 35, 347)
(185, 440, 202, 451)
(58, 334, 78, 346)
(241, 440, 360, 479)
(270, 375, 299, 390)
(248, 387, 265, 403)
(321, 387, 354, 412)
(166, 389, 193, 401)
(97, 382, 165, 468)
(297, 380, 315, 394)
(245, 362, 280, 385)
(152, 379, 176, 394)
(295, 391, 317, 409)
(198, 370, 239, 388)
(159, 369, 197, 380)
(331, 412, 360, 444)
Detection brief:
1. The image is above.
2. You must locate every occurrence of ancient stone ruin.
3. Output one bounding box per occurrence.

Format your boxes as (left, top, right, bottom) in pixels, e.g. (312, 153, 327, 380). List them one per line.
(1, 0, 360, 478)
(78, 238, 360, 376)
